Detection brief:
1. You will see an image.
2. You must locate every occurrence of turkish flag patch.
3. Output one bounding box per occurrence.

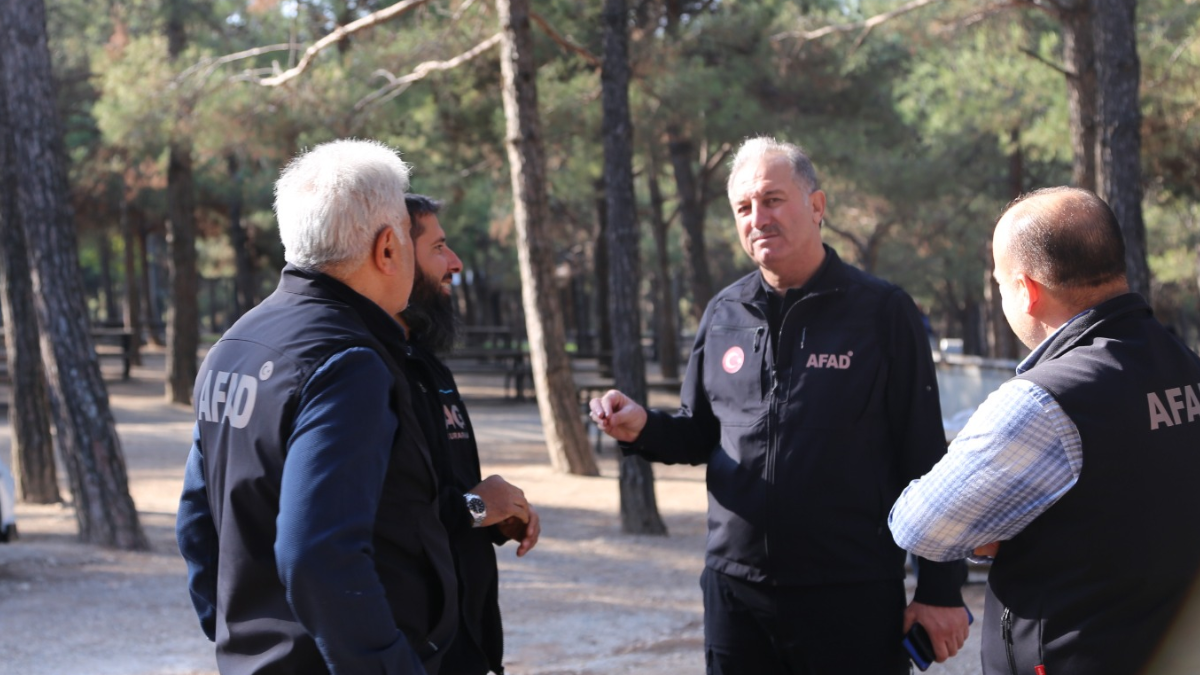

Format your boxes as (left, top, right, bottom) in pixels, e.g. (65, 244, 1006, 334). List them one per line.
(722, 346, 745, 374)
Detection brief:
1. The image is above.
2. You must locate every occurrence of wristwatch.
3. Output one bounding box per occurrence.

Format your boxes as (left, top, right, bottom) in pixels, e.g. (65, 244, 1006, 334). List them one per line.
(464, 493, 487, 528)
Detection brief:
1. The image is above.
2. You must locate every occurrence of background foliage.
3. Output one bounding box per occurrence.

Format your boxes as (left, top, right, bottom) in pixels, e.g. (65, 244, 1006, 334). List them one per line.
(49, 0, 1200, 352)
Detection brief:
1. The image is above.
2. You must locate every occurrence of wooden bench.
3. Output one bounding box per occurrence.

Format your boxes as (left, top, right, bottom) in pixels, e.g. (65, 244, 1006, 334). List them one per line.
(444, 348, 531, 400)
(0, 329, 134, 383)
(90, 329, 135, 380)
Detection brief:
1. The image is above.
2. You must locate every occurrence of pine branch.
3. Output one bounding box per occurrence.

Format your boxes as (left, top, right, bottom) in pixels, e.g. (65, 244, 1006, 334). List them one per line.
(354, 33, 503, 110)
(256, 0, 436, 87)
(771, 0, 946, 43)
(529, 11, 601, 68)
(178, 43, 300, 85)
(1019, 46, 1072, 77)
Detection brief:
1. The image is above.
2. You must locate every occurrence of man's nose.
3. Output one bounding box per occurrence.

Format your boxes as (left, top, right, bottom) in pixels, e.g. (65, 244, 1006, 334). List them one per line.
(751, 203, 772, 229)
(446, 246, 464, 274)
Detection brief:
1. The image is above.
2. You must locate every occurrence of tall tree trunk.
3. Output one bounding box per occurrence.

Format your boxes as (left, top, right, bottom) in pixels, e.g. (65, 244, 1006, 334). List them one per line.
(666, 127, 714, 322)
(646, 151, 680, 380)
(603, 0, 666, 535)
(988, 128, 1022, 359)
(1092, 0, 1150, 300)
(164, 0, 199, 404)
(0, 50, 59, 505)
(119, 188, 143, 366)
(497, 0, 597, 476)
(0, 0, 146, 549)
(98, 229, 119, 323)
(962, 297, 985, 357)
(593, 179, 613, 373)
(141, 227, 165, 346)
(1060, 1, 1098, 191)
(227, 152, 256, 320)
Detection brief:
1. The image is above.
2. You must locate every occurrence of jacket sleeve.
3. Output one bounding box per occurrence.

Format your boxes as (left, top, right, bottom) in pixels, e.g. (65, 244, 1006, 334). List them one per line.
(176, 424, 218, 641)
(883, 289, 967, 606)
(275, 347, 427, 675)
(621, 302, 721, 465)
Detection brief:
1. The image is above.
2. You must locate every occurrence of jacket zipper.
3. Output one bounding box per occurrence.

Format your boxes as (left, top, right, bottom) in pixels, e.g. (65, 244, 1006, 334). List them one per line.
(1002, 606, 1018, 675)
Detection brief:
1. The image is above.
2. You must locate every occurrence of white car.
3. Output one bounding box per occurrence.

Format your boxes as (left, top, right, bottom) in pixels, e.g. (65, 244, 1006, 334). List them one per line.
(0, 456, 16, 542)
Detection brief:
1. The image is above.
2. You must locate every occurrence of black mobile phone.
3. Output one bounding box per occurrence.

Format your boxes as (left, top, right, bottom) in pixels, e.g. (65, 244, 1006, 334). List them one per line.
(903, 607, 974, 671)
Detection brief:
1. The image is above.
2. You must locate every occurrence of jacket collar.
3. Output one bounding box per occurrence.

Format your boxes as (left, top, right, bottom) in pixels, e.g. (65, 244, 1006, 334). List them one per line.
(1021, 292, 1150, 371)
(277, 264, 408, 345)
(736, 244, 845, 307)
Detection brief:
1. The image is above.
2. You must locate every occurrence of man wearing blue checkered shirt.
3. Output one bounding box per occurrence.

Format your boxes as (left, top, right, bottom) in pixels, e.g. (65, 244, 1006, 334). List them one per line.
(889, 187, 1200, 675)
(887, 327, 1084, 562)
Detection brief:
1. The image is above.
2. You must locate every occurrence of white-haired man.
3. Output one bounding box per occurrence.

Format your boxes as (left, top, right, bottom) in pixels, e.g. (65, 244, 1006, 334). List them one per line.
(590, 137, 969, 674)
(177, 139, 456, 674)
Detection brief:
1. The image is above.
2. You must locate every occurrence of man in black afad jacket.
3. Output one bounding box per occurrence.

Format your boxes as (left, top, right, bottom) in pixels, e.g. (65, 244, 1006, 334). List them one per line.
(177, 139, 456, 674)
(397, 194, 541, 675)
(589, 137, 969, 674)
(890, 187, 1200, 675)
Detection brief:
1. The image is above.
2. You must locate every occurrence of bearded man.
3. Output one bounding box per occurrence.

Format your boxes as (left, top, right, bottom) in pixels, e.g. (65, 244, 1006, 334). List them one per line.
(398, 194, 541, 675)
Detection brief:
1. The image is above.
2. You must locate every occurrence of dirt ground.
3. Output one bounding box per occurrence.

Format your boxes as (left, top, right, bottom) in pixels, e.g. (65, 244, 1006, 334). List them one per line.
(0, 350, 990, 675)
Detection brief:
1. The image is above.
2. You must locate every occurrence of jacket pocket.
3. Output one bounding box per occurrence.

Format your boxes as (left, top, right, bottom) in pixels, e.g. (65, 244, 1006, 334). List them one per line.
(703, 324, 767, 427)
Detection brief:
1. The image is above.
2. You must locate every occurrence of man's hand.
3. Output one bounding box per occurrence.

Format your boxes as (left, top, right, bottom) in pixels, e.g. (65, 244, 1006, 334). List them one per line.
(497, 505, 540, 557)
(903, 602, 971, 663)
(973, 542, 1000, 558)
(588, 390, 647, 443)
(470, 475, 530, 528)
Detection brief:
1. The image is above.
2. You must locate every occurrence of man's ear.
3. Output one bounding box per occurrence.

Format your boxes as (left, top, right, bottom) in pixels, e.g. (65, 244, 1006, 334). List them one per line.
(372, 226, 401, 275)
(809, 189, 827, 226)
(1015, 272, 1042, 314)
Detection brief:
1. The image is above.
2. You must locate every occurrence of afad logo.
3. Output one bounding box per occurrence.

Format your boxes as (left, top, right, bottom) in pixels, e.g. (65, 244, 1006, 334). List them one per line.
(806, 351, 853, 369)
(195, 361, 272, 428)
(722, 346, 745, 374)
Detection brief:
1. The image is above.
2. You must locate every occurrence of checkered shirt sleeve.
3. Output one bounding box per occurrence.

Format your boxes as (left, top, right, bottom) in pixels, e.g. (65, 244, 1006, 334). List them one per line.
(888, 379, 1083, 562)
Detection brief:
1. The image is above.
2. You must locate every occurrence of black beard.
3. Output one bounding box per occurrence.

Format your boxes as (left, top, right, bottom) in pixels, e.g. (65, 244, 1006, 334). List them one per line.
(402, 269, 459, 354)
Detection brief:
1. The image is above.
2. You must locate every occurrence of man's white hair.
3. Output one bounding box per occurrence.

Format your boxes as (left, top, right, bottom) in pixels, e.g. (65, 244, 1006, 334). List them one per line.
(727, 136, 822, 195)
(274, 138, 411, 272)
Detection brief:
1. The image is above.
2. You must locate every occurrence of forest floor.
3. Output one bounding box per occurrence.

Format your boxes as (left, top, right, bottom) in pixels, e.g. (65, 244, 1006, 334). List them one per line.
(0, 347, 991, 675)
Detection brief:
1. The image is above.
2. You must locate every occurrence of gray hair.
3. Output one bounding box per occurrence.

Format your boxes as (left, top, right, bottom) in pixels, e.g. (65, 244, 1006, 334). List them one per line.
(727, 136, 821, 194)
(274, 139, 412, 272)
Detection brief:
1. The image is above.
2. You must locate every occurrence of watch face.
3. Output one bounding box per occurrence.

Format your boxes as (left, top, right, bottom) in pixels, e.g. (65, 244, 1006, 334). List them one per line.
(465, 494, 486, 526)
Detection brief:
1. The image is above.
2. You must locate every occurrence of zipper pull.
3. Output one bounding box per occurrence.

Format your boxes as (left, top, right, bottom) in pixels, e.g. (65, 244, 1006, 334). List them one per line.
(800, 327, 807, 350)
(753, 327, 764, 353)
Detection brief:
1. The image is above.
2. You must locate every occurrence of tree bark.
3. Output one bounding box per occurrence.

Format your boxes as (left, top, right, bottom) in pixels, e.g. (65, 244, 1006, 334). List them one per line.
(666, 127, 714, 322)
(646, 151, 680, 380)
(1060, 1, 1098, 191)
(227, 152, 257, 320)
(988, 128, 1022, 359)
(603, 0, 666, 535)
(119, 189, 143, 366)
(0, 0, 146, 548)
(0, 43, 59, 504)
(164, 0, 199, 404)
(593, 179, 613, 374)
(1092, 0, 1150, 300)
(98, 229, 119, 324)
(497, 0, 597, 476)
(141, 227, 165, 346)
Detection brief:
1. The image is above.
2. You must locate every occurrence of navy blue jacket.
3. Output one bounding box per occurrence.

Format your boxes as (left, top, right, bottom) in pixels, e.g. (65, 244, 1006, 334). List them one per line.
(983, 293, 1200, 674)
(176, 266, 457, 674)
(626, 247, 964, 603)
